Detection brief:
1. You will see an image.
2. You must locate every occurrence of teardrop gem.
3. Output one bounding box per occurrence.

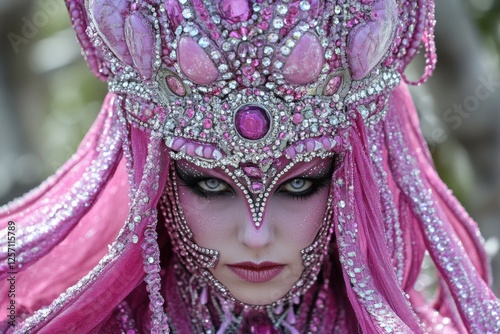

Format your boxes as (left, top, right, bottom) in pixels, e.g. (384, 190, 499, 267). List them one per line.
(323, 75, 342, 96)
(89, 0, 132, 65)
(282, 33, 324, 85)
(347, 0, 397, 80)
(178, 37, 219, 84)
(125, 12, 155, 79)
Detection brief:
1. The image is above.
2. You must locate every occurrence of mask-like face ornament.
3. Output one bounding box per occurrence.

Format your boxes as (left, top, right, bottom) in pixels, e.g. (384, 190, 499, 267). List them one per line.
(84, 0, 401, 306)
(162, 157, 336, 306)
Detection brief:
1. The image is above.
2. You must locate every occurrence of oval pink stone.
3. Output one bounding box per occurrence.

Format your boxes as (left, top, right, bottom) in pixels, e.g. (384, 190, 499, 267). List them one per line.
(125, 12, 155, 79)
(235, 105, 270, 140)
(282, 33, 324, 85)
(178, 37, 219, 85)
(347, 0, 397, 80)
(166, 75, 186, 96)
(89, 0, 133, 65)
(324, 75, 342, 96)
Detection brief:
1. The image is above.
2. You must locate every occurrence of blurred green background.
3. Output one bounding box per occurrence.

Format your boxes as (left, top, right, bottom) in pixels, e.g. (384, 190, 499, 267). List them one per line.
(0, 0, 499, 289)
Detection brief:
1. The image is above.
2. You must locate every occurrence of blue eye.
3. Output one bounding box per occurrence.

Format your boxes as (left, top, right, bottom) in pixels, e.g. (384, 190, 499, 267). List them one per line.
(198, 179, 229, 192)
(281, 178, 313, 193)
(277, 175, 332, 200)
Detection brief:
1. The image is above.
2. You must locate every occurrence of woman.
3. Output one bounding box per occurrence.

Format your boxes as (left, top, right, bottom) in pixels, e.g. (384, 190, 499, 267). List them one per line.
(1, 0, 499, 332)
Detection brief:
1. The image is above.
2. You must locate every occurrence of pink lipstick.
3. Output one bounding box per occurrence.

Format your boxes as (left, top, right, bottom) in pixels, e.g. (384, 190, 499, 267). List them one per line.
(228, 262, 285, 283)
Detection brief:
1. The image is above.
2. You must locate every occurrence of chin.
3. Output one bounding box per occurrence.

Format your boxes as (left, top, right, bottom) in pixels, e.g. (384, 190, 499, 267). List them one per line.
(230, 284, 290, 306)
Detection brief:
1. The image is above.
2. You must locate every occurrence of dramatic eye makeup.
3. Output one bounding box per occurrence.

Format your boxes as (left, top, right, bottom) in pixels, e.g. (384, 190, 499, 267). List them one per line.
(277, 175, 331, 200)
(175, 160, 333, 200)
(175, 164, 234, 199)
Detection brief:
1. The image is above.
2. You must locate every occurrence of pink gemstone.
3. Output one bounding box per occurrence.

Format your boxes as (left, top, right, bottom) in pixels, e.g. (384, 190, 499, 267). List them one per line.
(242, 65, 255, 78)
(164, 0, 183, 27)
(178, 37, 219, 84)
(251, 182, 264, 193)
(320, 137, 332, 150)
(172, 138, 186, 150)
(90, 0, 132, 65)
(219, 0, 251, 23)
(347, 0, 397, 80)
(306, 139, 315, 152)
(203, 146, 214, 159)
(324, 75, 342, 96)
(229, 31, 241, 38)
(257, 21, 269, 30)
(282, 33, 325, 85)
(125, 13, 155, 79)
(286, 147, 296, 159)
(166, 76, 186, 96)
(203, 119, 213, 129)
(235, 105, 270, 140)
(185, 143, 196, 156)
(242, 166, 263, 178)
(292, 113, 303, 125)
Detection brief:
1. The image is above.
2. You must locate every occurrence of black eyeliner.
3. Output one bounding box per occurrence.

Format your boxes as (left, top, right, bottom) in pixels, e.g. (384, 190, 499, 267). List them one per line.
(277, 174, 332, 200)
(175, 165, 234, 199)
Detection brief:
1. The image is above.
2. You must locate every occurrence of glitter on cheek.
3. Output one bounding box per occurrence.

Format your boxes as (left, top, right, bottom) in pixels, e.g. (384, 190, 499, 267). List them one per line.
(266, 186, 328, 248)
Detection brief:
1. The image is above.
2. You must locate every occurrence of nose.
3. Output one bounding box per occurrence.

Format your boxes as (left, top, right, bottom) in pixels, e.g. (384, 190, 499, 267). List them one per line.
(238, 212, 274, 249)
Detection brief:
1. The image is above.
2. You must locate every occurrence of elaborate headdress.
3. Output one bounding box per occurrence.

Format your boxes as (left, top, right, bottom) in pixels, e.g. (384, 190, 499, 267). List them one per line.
(1, 0, 499, 332)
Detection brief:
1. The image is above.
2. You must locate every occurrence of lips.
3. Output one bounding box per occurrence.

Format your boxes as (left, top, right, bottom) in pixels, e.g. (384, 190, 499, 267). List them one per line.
(228, 262, 285, 283)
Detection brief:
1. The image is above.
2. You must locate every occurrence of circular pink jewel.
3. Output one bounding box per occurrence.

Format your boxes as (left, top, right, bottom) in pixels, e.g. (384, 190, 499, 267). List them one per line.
(203, 119, 213, 129)
(235, 105, 270, 140)
(292, 113, 303, 124)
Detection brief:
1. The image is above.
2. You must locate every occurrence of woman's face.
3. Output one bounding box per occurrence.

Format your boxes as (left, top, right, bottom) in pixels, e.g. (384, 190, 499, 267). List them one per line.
(175, 157, 332, 305)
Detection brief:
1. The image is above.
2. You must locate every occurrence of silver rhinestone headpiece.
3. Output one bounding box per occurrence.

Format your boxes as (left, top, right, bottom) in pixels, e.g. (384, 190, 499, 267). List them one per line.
(83, 0, 409, 204)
